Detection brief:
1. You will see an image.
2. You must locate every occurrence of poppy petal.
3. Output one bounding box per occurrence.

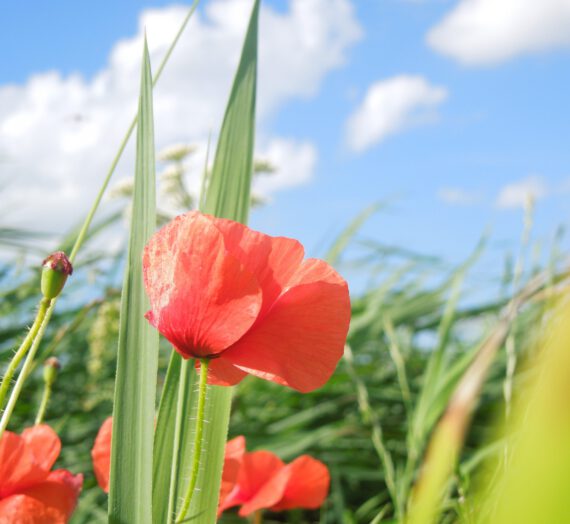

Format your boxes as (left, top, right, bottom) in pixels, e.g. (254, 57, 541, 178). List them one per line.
(225, 436, 246, 460)
(196, 357, 248, 387)
(143, 212, 263, 358)
(91, 417, 112, 493)
(223, 259, 351, 392)
(21, 425, 61, 472)
(0, 469, 82, 524)
(212, 218, 305, 317)
(0, 432, 48, 497)
(221, 451, 285, 515)
(269, 455, 330, 511)
(218, 436, 246, 514)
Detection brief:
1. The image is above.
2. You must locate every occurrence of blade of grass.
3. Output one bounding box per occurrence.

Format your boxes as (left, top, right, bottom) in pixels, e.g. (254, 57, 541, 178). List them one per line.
(201, 0, 259, 222)
(382, 316, 411, 412)
(152, 352, 182, 523)
(404, 239, 485, 496)
(155, 2, 260, 522)
(108, 39, 158, 524)
(406, 269, 552, 524)
(344, 344, 401, 518)
(326, 202, 385, 266)
(407, 314, 512, 524)
(479, 303, 570, 524)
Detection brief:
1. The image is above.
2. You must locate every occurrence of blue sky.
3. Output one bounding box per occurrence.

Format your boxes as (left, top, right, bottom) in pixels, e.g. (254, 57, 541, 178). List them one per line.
(2, 0, 570, 292)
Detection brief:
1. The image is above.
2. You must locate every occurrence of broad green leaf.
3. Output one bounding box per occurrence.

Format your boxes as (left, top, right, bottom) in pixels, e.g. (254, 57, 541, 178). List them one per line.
(108, 39, 159, 524)
(154, 1, 260, 522)
(152, 355, 197, 524)
(479, 307, 570, 523)
(201, 0, 259, 222)
(152, 352, 182, 523)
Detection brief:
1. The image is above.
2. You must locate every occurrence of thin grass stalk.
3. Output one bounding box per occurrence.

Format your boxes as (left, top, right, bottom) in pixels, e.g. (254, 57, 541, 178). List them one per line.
(344, 345, 401, 518)
(383, 316, 411, 410)
(68, 0, 199, 263)
(404, 274, 465, 494)
(503, 197, 533, 430)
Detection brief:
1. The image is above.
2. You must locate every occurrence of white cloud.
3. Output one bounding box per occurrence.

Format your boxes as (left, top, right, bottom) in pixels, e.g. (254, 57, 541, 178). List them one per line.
(438, 187, 481, 206)
(427, 0, 570, 66)
(345, 75, 448, 153)
(254, 139, 317, 195)
(496, 175, 548, 209)
(0, 0, 362, 232)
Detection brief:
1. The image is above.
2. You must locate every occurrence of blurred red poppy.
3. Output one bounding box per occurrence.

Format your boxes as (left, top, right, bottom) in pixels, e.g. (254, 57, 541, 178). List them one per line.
(218, 437, 329, 517)
(143, 211, 350, 392)
(219, 435, 246, 514)
(91, 417, 112, 493)
(0, 425, 83, 524)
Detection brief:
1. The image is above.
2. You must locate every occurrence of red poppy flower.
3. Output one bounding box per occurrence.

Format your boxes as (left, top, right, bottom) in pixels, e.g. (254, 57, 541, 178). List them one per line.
(143, 211, 350, 392)
(0, 425, 83, 524)
(91, 417, 112, 493)
(218, 436, 246, 514)
(218, 437, 329, 517)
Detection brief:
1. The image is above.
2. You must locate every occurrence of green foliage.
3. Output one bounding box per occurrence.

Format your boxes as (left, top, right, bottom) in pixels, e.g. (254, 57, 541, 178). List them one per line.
(1, 195, 559, 524)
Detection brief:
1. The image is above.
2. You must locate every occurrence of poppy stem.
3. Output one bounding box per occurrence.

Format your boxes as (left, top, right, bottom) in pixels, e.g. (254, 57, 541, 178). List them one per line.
(34, 377, 52, 425)
(175, 358, 209, 524)
(0, 297, 54, 439)
(253, 510, 264, 524)
(0, 297, 51, 414)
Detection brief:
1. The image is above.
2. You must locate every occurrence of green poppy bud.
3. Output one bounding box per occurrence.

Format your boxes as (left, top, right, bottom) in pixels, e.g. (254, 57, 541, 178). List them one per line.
(43, 357, 60, 386)
(41, 251, 73, 299)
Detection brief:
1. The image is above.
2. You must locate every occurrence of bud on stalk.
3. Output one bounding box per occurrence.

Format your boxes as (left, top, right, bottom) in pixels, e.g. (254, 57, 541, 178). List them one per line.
(41, 251, 73, 300)
(43, 357, 61, 387)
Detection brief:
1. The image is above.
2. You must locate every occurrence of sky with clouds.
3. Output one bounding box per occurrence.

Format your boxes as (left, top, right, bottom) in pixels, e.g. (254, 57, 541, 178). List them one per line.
(1, 0, 570, 284)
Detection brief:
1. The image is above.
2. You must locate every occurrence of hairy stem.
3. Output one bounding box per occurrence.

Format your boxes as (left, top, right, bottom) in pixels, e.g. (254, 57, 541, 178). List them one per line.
(0, 297, 51, 412)
(34, 379, 52, 425)
(0, 298, 53, 438)
(176, 358, 209, 523)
